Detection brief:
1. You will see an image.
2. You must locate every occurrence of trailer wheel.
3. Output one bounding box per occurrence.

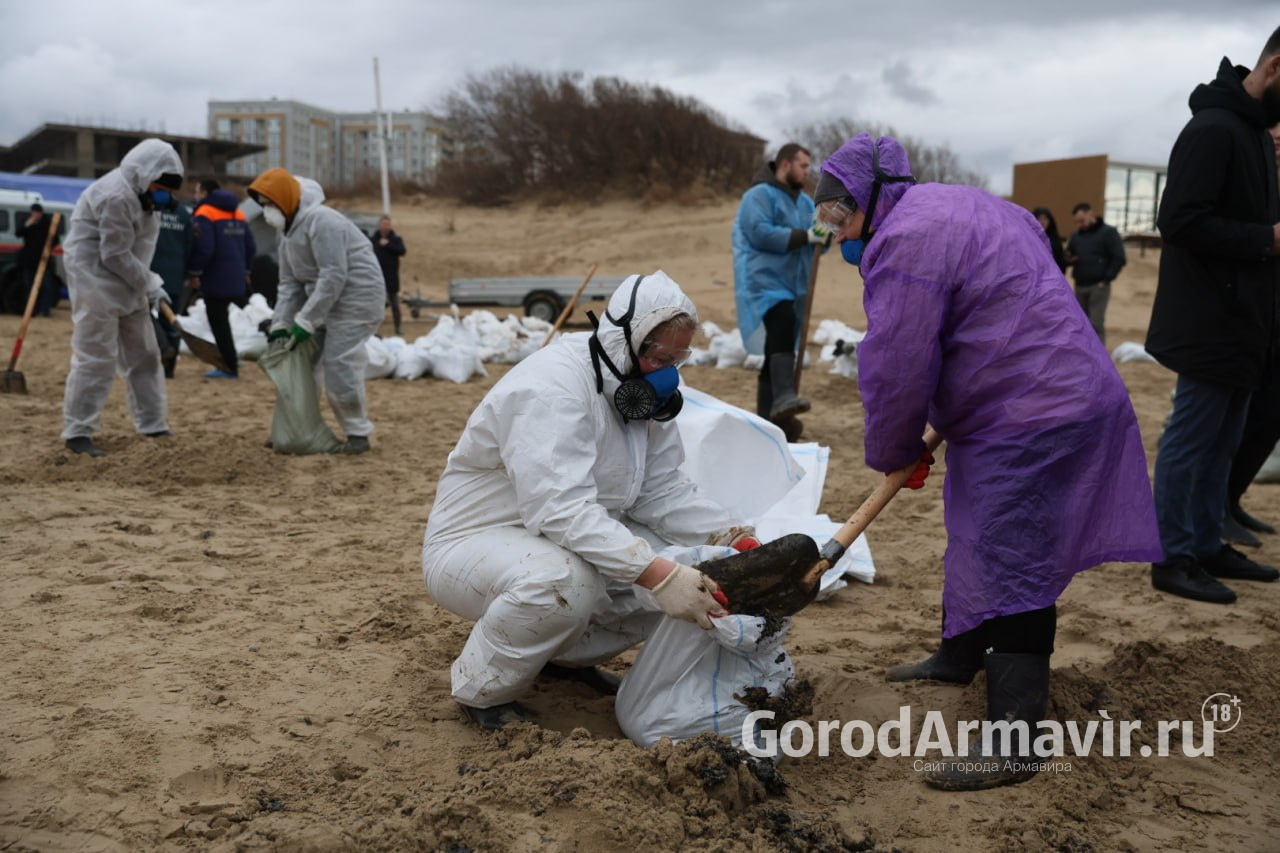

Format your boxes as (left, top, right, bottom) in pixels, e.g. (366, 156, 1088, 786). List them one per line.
(523, 290, 564, 323)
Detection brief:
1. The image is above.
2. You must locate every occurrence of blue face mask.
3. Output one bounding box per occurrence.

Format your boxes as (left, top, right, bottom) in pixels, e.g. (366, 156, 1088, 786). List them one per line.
(149, 189, 175, 211)
(644, 365, 680, 407)
(841, 238, 866, 266)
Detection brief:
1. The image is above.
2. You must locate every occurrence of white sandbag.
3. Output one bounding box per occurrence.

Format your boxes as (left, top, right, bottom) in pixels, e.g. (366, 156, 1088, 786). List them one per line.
(177, 294, 275, 363)
(364, 337, 397, 380)
(710, 328, 748, 369)
(616, 544, 796, 749)
(423, 315, 487, 384)
(1112, 341, 1157, 364)
(811, 318, 865, 347)
(393, 337, 433, 380)
(819, 340, 858, 378)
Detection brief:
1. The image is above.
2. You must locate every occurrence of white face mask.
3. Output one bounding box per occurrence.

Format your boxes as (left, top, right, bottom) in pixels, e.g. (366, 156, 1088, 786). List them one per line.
(262, 205, 286, 230)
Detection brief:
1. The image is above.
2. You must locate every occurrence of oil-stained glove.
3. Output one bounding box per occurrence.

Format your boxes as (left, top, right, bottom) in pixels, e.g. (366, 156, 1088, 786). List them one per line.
(652, 563, 728, 629)
(706, 526, 761, 552)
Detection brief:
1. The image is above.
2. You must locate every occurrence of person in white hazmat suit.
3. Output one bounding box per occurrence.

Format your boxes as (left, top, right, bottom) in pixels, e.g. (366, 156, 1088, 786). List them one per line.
(246, 167, 385, 454)
(422, 272, 758, 731)
(61, 138, 185, 457)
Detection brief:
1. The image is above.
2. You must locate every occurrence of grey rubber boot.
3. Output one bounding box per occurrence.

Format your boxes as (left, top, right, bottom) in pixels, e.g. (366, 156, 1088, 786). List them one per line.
(767, 353, 810, 421)
(924, 653, 1051, 791)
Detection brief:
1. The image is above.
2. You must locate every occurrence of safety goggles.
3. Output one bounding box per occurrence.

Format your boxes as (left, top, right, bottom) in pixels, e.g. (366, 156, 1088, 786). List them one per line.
(815, 198, 857, 235)
(639, 339, 692, 369)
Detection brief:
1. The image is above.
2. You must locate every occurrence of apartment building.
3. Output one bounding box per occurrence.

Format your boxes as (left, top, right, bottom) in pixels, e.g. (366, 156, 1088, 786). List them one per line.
(207, 99, 451, 187)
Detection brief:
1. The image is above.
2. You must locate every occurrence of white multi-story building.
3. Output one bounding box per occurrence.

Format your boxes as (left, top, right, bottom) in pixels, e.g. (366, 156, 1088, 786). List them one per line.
(207, 99, 450, 187)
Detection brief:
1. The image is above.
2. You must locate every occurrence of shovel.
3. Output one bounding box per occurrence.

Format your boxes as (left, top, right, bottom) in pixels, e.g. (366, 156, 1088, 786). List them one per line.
(157, 300, 231, 373)
(2, 212, 61, 394)
(702, 427, 944, 617)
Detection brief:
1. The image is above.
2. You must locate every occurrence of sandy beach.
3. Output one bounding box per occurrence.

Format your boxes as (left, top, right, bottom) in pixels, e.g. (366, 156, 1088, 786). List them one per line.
(1, 195, 1276, 852)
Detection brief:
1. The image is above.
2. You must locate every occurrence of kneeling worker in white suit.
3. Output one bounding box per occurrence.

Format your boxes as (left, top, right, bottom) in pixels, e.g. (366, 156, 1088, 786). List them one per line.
(423, 271, 756, 730)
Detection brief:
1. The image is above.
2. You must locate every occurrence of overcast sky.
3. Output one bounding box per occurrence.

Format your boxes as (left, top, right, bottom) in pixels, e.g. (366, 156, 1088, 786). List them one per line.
(3, 1, 1275, 195)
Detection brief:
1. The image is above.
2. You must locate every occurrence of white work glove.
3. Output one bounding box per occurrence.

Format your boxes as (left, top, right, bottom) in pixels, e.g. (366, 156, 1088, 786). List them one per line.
(147, 273, 170, 311)
(651, 563, 727, 630)
(807, 223, 831, 245)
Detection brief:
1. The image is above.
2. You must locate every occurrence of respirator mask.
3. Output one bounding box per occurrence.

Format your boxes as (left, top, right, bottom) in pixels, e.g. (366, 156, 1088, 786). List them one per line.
(588, 275, 685, 422)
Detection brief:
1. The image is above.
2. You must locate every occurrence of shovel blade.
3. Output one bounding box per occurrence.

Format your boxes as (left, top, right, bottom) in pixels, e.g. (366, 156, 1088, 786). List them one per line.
(0, 369, 27, 394)
(698, 532, 824, 618)
(179, 329, 231, 374)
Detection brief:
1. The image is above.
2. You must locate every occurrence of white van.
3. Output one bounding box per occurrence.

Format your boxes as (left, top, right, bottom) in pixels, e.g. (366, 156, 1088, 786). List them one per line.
(0, 188, 74, 314)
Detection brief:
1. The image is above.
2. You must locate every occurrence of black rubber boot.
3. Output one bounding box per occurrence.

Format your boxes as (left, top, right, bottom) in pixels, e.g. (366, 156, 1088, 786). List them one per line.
(332, 436, 371, 455)
(65, 436, 106, 458)
(924, 653, 1050, 791)
(767, 353, 810, 421)
(886, 626, 986, 684)
(540, 663, 622, 695)
(756, 369, 772, 419)
(459, 701, 536, 731)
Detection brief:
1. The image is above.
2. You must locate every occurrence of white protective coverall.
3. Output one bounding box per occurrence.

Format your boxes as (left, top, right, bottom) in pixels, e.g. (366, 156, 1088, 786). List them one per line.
(270, 179, 385, 437)
(422, 271, 738, 708)
(61, 139, 183, 439)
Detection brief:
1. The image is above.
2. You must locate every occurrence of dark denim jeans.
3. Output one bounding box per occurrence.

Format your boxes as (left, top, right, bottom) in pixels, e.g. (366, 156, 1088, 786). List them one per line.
(1153, 374, 1251, 560)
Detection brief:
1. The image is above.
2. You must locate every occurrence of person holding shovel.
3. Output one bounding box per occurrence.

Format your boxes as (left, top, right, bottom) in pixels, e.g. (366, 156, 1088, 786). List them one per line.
(732, 142, 825, 441)
(60, 138, 185, 458)
(422, 272, 757, 731)
(247, 168, 384, 454)
(814, 133, 1162, 791)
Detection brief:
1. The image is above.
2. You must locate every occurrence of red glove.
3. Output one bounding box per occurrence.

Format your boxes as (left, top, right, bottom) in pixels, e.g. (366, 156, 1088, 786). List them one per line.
(896, 450, 934, 490)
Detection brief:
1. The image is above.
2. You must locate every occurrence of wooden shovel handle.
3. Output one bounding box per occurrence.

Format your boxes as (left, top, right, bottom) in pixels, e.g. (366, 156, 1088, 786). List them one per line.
(831, 427, 944, 549)
(157, 299, 178, 325)
(542, 262, 598, 347)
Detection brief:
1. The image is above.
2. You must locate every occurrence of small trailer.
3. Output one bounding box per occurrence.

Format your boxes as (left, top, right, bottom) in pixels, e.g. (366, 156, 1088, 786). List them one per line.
(403, 274, 629, 323)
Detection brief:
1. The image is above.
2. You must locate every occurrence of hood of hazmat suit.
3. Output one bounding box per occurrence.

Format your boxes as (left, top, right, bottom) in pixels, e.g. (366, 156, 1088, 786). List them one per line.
(265, 174, 385, 334)
(63, 138, 185, 304)
(423, 270, 734, 583)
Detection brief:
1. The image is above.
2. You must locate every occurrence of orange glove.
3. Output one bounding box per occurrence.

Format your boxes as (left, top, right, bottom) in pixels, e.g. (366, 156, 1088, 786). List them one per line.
(895, 450, 934, 490)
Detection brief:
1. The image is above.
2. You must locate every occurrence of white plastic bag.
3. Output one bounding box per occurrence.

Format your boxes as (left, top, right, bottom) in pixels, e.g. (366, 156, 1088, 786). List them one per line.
(616, 544, 796, 748)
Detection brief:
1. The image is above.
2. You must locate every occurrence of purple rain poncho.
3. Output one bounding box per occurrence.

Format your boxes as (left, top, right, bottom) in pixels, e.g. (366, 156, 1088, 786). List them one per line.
(825, 141, 1161, 636)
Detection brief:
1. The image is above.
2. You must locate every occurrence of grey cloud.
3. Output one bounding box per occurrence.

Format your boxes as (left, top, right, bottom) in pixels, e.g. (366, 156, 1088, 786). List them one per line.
(880, 61, 939, 106)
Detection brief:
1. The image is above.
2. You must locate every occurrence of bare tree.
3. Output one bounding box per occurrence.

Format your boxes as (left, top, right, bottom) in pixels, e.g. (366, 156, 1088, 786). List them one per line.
(788, 117, 989, 190)
(433, 67, 766, 204)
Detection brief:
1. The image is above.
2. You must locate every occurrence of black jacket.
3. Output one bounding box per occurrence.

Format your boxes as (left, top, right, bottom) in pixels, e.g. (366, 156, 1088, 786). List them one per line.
(369, 230, 406, 291)
(1066, 219, 1125, 285)
(1146, 58, 1280, 390)
(14, 213, 58, 268)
